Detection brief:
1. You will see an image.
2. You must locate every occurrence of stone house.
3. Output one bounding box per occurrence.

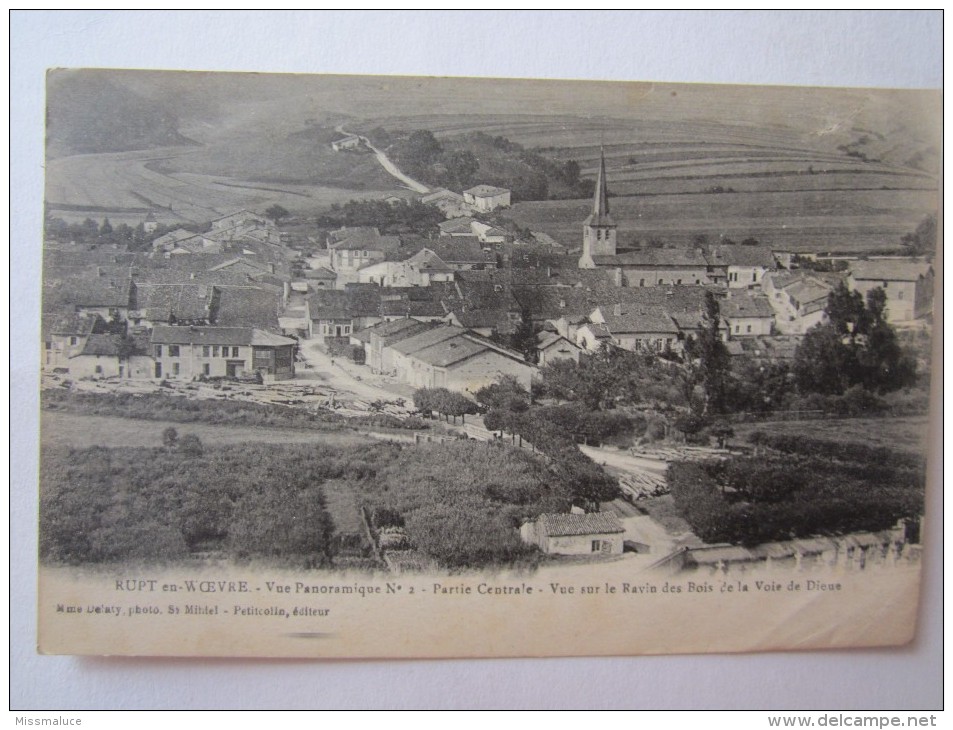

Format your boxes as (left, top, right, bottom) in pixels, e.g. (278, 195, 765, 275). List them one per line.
(520, 513, 624, 556)
(847, 260, 934, 323)
(463, 185, 511, 212)
(151, 325, 296, 382)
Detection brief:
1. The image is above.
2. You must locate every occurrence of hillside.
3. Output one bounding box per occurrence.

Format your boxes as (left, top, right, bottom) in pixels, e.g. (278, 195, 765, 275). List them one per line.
(46, 70, 195, 158)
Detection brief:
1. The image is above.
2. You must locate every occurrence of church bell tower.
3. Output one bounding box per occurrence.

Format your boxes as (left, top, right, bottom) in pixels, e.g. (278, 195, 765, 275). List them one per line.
(580, 149, 617, 267)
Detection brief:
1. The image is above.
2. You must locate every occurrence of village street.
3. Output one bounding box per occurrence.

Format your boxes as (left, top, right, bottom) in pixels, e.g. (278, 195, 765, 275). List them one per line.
(295, 337, 416, 409)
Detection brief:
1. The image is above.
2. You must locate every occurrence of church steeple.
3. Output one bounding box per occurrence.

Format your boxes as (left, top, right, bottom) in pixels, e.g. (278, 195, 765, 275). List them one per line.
(579, 148, 617, 267)
(585, 148, 614, 227)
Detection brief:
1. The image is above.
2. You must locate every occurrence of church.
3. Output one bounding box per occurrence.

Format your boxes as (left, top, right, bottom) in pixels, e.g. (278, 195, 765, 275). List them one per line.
(577, 151, 710, 287)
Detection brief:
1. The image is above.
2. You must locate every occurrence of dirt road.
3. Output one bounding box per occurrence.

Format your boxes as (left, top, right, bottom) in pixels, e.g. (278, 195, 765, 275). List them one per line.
(336, 125, 430, 194)
(296, 338, 415, 408)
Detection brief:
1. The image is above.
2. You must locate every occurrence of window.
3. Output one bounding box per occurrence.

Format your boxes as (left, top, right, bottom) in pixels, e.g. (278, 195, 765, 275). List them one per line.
(70, 337, 78, 346)
(232, 347, 240, 357)
(343, 325, 351, 335)
(95, 365, 103, 374)
(676, 279, 682, 285)
(203, 364, 210, 376)
(169, 345, 180, 357)
(172, 362, 180, 376)
(752, 271, 757, 282)
(202, 346, 210, 357)
(746, 325, 752, 333)
(735, 325, 740, 333)
(212, 346, 219, 357)
(220, 347, 228, 358)
(154, 345, 163, 357)
(639, 279, 645, 287)
(591, 540, 601, 553)
(897, 290, 904, 300)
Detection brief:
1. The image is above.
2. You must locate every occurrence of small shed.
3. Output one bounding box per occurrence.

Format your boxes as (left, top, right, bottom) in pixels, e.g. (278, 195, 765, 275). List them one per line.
(521, 512, 624, 556)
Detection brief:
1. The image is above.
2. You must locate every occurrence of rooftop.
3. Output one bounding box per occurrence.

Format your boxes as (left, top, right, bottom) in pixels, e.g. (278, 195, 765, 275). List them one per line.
(389, 325, 462, 356)
(849, 260, 933, 282)
(707, 245, 778, 268)
(411, 336, 487, 368)
(592, 248, 709, 268)
(596, 307, 679, 334)
(720, 295, 775, 319)
(464, 184, 510, 197)
(537, 512, 624, 537)
(77, 334, 124, 357)
(151, 325, 296, 347)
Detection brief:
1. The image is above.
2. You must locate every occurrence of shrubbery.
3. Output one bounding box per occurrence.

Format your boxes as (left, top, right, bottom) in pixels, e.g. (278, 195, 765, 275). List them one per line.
(668, 448, 925, 546)
(413, 387, 479, 423)
(39, 441, 403, 566)
(483, 406, 619, 509)
(363, 441, 569, 568)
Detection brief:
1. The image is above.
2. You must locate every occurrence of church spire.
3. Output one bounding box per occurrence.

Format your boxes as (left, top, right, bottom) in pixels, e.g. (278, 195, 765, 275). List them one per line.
(585, 147, 614, 227)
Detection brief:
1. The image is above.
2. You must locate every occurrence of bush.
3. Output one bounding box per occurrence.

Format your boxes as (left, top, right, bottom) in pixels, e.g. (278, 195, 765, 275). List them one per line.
(668, 450, 925, 546)
(89, 519, 190, 563)
(644, 415, 667, 442)
(227, 485, 334, 565)
(373, 506, 405, 529)
(178, 433, 204, 457)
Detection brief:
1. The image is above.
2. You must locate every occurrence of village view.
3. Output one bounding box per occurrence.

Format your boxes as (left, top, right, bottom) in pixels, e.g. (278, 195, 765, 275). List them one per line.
(40, 72, 937, 578)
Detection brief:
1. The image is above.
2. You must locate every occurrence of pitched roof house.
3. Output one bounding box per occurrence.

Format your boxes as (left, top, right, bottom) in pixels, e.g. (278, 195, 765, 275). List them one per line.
(848, 259, 934, 322)
(520, 513, 624, 555)
(151, 325, 296, 381)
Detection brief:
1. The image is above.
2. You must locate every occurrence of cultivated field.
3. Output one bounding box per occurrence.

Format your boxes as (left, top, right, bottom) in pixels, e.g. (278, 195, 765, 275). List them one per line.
(354, 103, 938, 254)
(505, 186, 936, 253)
(731, 415, 932, 457)
(45, 74, 939, 250)
(45, 146, 404, 227)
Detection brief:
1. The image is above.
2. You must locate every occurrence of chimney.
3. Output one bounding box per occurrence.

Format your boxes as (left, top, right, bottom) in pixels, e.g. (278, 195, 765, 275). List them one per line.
(614, 267, 623, 287)
(613, 303, 622, 316)
(190, 272, 196, 280)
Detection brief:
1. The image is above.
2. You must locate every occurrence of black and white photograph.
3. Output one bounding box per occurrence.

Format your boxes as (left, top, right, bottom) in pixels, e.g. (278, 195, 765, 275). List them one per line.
(33, 65, 939, 660)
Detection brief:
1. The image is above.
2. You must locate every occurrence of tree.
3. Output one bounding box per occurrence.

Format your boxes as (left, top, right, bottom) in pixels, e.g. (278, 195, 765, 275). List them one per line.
(162, 427, 178, 449)
(698, 292, 730, 414)
(99, 218, 113, 236)
(402, 130, 443, 170)
(442, 149, 479, 188)
(900, 214, 936, 256)
(561, 160, 581, 186)
(475, 376, 530, 413)
(794, 283, 916, 396)
(178, 434, 204, 457)
(264, 204, 290, 225)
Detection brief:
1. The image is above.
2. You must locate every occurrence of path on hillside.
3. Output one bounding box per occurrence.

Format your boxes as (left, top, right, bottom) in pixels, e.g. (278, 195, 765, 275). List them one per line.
(335, 125, 430, 194)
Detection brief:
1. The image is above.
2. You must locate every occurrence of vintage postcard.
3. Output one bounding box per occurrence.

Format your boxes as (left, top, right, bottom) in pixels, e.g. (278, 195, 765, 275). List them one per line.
(37, 69, 939, 658)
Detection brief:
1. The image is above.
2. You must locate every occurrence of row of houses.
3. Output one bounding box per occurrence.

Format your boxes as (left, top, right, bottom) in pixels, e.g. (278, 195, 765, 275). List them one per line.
(43, 209, 303, 382)
(43, 314, 298, 382)
(416, 185, 511, 217)
(150, 210, 280, 256)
